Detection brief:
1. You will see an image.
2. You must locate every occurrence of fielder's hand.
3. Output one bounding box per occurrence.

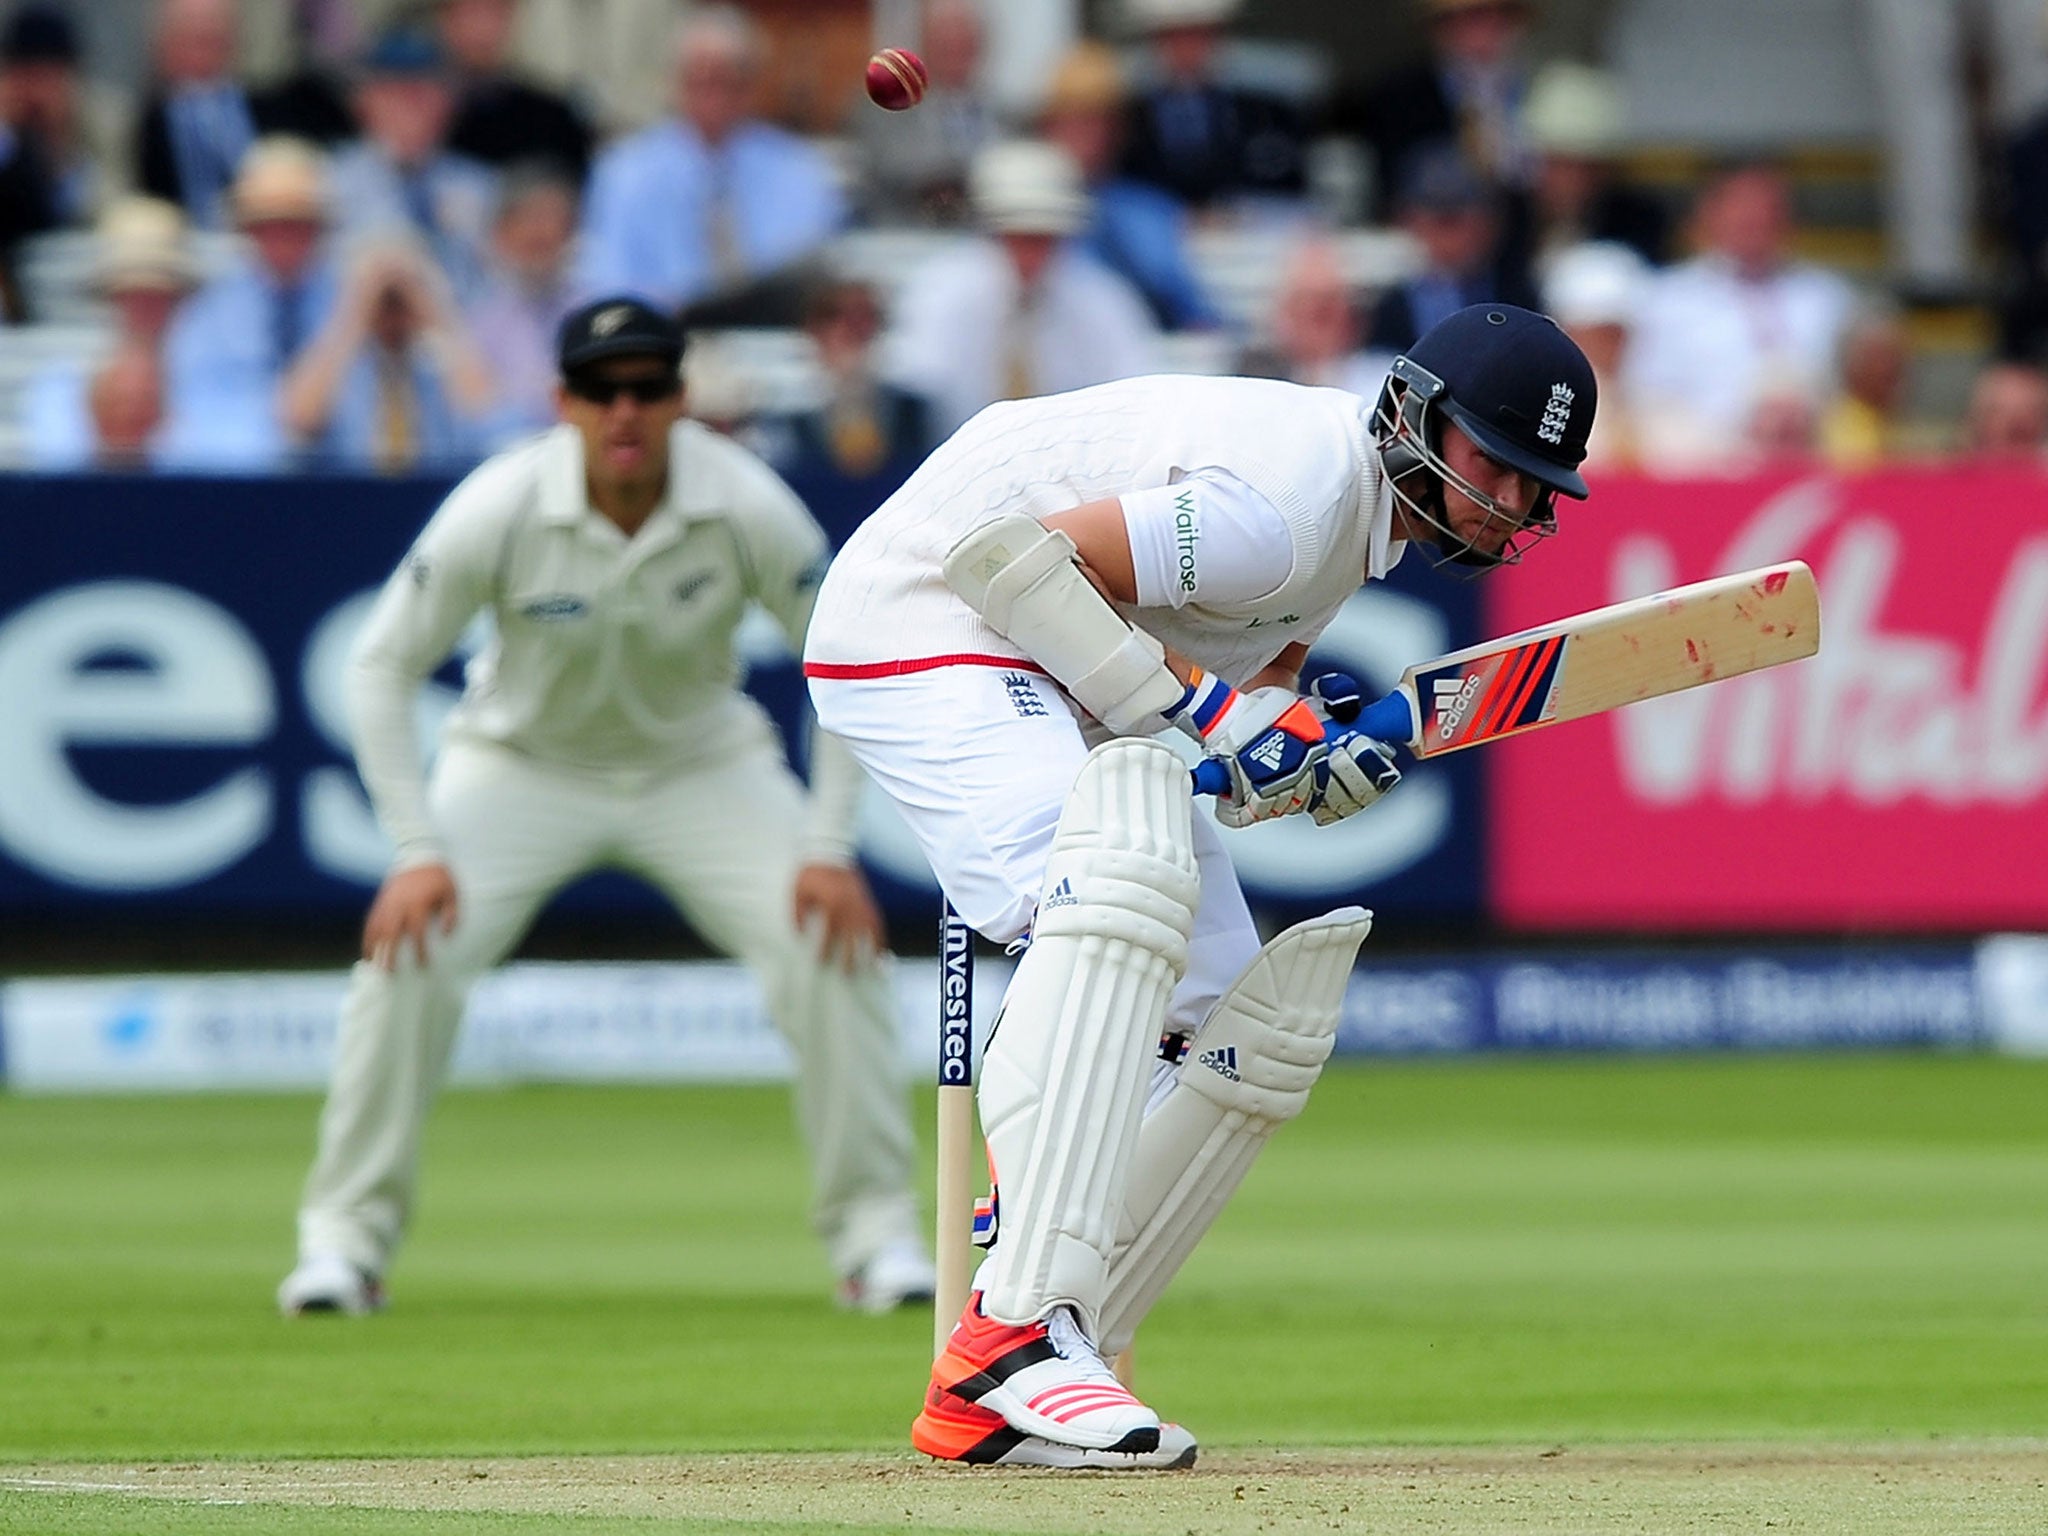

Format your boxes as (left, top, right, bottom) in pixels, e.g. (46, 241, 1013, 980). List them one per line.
(793, 862, 886, 973)
(362, 862, 459, 970)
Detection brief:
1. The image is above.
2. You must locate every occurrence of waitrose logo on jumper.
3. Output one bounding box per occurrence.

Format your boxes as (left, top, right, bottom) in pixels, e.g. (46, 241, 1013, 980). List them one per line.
(1173, 487, 1199, 593)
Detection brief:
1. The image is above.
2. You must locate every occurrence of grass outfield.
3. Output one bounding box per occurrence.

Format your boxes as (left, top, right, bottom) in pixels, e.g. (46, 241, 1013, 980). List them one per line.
(1, 1054, 2045, 1533)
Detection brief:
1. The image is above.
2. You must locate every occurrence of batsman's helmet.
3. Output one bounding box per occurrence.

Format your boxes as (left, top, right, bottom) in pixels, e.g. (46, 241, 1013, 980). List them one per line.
(1372, 303, 1596, 568)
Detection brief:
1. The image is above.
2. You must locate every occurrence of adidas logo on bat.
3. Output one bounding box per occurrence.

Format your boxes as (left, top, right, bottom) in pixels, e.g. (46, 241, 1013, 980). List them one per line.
(1433, 674, 1484, 741)
(1197, 1045, 1240, 1081)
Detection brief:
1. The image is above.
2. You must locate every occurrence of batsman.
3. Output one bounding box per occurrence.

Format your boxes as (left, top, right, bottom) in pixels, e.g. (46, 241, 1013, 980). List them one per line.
(804, 304, 1597, 1468)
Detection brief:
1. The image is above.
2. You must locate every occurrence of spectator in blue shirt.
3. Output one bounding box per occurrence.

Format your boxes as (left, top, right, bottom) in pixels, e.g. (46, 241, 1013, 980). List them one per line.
(1036, 39, 1222, 331)
(326, 23, 498, 301)
(278, 232, 494, 473)
(575, 5, 845, 324)
(159, 136, 342, 470)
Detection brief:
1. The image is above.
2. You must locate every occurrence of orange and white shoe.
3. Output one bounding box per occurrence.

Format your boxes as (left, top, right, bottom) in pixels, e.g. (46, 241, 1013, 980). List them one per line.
(923, 1293, 1160, 1454)
(913, 1380, 1197, 1468)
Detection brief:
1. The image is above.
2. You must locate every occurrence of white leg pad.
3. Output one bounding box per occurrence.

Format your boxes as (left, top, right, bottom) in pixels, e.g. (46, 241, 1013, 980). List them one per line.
(1097, 905, 1372, 1357)
(975, 738, 1200, 1335)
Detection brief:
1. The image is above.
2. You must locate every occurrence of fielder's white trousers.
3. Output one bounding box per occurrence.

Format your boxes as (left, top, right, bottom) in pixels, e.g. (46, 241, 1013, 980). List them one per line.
(808, 665, 1263, 1037)
(296, 734, 920, 1281)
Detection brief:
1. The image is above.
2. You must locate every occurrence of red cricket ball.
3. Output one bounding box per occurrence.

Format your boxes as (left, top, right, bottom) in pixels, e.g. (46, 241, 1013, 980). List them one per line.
(865, 47, 929, 111)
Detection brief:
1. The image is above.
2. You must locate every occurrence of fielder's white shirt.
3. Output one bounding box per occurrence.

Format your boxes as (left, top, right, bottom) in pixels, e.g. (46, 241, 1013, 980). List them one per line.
(805, 374, 1403, 694)
(351, 420, 848, 866)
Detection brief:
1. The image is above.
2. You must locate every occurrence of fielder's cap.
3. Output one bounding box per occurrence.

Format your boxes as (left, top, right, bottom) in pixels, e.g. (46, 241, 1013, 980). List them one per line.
(1404, 303, 1596, 498)
(1, 3, 80, 65)
(970, 140, 1088, 236)
(1523, 62, 1625, 158)
(1396, 141, 1493, 213)
(358, 23, 445, 76)
(232, 136, 329, 224)
(1541, 240, 1648, 329)
(557, 296, 685, 375)
(1119, 0, 1240, 33)
(93, 196, 198, 293)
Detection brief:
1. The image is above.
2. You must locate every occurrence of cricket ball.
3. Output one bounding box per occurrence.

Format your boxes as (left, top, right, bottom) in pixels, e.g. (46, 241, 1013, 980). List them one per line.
(865, 47, 928, 111)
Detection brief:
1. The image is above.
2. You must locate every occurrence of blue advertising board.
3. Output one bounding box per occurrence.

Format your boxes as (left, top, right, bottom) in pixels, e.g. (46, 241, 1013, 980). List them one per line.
(0, 473, 1484, 925)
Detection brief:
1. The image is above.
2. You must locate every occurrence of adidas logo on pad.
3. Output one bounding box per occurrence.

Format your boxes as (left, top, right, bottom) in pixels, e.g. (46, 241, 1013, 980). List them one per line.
(1198, 1046, 1240, 1081)
(1248, 734, 1288, 771)
(1042, 878, 1077, 910)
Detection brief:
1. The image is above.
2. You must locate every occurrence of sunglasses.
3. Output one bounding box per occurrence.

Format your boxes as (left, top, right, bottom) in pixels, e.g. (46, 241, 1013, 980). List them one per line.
(566, 374, 680, 405)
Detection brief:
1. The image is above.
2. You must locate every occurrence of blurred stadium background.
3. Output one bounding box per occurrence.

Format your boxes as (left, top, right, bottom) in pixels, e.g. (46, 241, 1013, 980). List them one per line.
(1, 0, 2045, 1525)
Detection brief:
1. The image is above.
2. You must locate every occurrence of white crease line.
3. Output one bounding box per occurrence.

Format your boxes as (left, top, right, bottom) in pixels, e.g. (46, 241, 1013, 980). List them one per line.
(2, 1478, 150, 1493)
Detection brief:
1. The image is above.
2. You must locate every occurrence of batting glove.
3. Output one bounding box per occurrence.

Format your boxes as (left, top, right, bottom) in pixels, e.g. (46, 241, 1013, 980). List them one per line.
(1299, 671, 1402, 825)
(1168, 670, 1328, 826)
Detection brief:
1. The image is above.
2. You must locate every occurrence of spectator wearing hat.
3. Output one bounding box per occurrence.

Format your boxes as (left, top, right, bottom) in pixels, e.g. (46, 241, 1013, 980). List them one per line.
(1116, 0, 1310, 213)
(1037, 39, 1220, 331)
(21, 196, 195, 467)
(1242, 236, 1393, 399)
(1540, 239, 1648, 470)
(1520, 62, 1666, 272)
(158, 135, 341, 469)
(1622, 161, 1854, 475)
(755, 275, 936, 537)
(436, 0, 592, 185)
(2, 2, 117, 227)
(857, 0, 995, 226)
(1345, 0, 1536, 220)
(462, 161, 584, 444)
(576, 6, 845, 321)
(882, 139, 1160, 437)
(278, 230, 493, 472)
(326, 21, 497, 301)
(1368, 141, 1538, 354)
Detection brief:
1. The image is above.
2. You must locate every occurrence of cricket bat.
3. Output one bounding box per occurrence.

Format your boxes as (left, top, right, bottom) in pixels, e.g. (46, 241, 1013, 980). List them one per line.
(1193, 560, 1819, 793)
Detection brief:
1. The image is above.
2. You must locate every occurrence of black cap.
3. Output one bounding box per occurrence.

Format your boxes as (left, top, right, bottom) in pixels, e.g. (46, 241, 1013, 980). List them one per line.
(1, 3, 80, 65)
(556, 296, 685, 377)
(1403, 303, 1596, 499)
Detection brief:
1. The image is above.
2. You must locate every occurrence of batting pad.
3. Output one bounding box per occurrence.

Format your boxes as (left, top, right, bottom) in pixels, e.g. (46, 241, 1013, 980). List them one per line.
(1096, 906, 1372, 1357)
(975, 739, 1201, 1334)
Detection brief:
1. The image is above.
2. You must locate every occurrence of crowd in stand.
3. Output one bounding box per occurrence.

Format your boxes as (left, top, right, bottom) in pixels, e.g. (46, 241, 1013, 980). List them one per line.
(3, 0, 2047, 482)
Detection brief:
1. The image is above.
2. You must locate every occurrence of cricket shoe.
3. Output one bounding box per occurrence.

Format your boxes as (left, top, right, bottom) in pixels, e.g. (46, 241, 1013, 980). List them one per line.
(925, 1293, 1160, 1453)
(837, 1237, 938, 1314)
(276, 1252, 386, 1317)
(914, 1381, 1197, 1468)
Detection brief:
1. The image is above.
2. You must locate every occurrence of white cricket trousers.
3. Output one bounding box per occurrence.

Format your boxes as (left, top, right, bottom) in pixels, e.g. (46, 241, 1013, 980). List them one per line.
(807, 665, 1263, 1033)
(295, 734, 920, 1281)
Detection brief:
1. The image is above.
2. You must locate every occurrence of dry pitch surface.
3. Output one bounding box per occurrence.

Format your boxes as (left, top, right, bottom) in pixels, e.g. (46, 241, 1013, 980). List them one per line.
(7, 1444, 2048, 1535)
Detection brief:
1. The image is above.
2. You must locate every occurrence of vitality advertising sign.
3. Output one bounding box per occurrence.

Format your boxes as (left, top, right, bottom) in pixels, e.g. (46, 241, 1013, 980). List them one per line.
(1485, 472, 2048, 930)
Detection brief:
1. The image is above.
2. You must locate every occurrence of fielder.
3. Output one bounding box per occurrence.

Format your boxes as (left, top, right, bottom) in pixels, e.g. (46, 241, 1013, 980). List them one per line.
(804, 304, 1596, 1467)
(279, 297, 934, 1318)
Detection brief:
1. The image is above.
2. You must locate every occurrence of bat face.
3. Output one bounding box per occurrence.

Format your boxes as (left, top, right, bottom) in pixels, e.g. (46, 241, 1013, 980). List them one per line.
(1415, 634, 1570, 754)
(1403, 561, 1820, 759)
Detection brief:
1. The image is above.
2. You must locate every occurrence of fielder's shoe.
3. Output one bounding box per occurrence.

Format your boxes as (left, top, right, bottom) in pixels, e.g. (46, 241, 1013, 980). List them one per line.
(276, 1252, 385, 1317)
(924, 1292, 1160, 1453)
(837, 1237, 938, 1314)
(913, 1380, 1197, 1468)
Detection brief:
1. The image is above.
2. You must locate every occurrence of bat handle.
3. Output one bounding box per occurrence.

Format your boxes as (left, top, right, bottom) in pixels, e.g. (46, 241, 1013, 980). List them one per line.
(1186, 686, 1419, 797)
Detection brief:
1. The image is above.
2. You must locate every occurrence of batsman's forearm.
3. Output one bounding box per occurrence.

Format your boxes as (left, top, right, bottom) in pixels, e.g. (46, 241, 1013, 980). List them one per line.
(343, 659, 445, 869)
(801, 725, 864, 867)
